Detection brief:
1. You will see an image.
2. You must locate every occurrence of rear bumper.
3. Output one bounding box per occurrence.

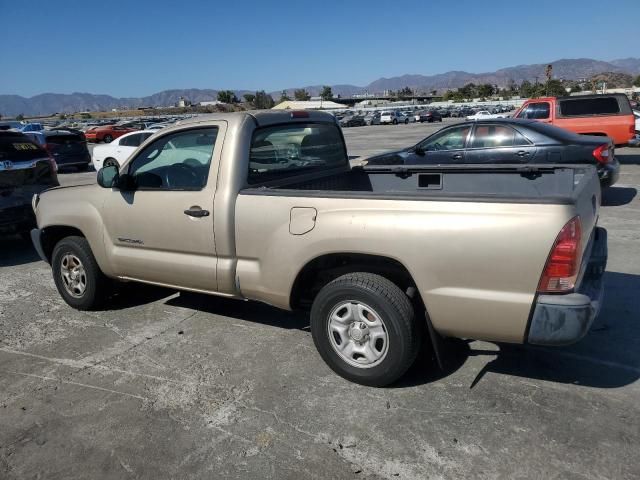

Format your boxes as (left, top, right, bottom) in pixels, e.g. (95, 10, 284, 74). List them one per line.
(597, 159, 620, 188)
(527, 227, 607, 346)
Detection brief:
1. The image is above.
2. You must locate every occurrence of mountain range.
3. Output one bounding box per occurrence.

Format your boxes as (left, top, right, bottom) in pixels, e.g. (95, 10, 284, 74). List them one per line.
(2, 57, 639, 117)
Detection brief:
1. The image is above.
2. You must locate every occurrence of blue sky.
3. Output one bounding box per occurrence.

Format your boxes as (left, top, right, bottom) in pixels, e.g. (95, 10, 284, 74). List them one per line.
(1, 0, 638, 97)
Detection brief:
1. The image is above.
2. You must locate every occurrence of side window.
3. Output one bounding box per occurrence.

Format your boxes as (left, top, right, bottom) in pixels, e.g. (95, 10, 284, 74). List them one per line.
(418, 126, 471, 151)
(470, 125, 530, 148)
(128, 127, 218, 190)
(559, 97, 620, 116)
(119, 134, 139, 147)
(517, 102, 550, 120)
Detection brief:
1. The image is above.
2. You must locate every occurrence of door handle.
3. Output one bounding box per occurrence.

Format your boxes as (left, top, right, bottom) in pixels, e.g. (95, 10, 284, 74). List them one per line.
(516, 151, 530, 157)
(184, 207, 210, 218)
(451, 153, 463, 160)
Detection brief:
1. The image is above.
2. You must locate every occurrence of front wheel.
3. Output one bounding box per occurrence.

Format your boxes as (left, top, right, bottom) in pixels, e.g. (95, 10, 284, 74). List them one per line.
(310, 273, 422, 386)
(103, 134, 113, 143)
(52, 236, 110, 310)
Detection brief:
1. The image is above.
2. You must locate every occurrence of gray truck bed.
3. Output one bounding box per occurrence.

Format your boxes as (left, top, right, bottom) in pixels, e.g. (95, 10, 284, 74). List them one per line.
(243, 164, 598, 205)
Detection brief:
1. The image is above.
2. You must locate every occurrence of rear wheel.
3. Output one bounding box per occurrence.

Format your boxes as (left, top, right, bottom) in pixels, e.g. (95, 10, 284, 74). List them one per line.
(103, 134, 113, 143)
(392, 119, 398, 125)
(103, 158, 118, 168)
(404, 119, 409, 124)
(52, 236, 110, 310)
(310, 272, 421, 386)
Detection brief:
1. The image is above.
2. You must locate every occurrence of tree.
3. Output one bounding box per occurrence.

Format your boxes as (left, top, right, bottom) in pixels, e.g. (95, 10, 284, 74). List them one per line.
(254, 90, 274, 109)
(217, 90, 237, 103)
(443, 90, 464, 102)
(294, 89, 310, 101)
(459, 83, 477, 99)
(243, 93, 256, 104)
(320, 86, 333, 100)
(545, 79, 566, 97)
(398, 87, 413, 99)
(634, 75, 640, 88)
(16, 113, 24, 121)
(477, 83, 495, 98)
(279, 90, 291, 102)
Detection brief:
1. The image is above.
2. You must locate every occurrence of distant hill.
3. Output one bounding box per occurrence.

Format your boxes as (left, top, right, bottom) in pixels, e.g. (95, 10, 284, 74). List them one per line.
(2, 57, 638, 117)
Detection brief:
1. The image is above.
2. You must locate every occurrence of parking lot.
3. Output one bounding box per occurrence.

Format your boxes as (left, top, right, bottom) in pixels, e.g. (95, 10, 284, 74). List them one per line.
(1, 120, 639, 479)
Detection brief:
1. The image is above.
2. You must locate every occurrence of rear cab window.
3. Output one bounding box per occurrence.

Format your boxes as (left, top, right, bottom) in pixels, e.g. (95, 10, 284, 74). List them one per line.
(559, 97, 620, 116)
(248, 123, 347, 185)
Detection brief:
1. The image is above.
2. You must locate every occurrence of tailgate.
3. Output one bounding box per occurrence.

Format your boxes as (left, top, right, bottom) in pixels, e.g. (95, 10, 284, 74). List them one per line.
(572, 166, 601, 261)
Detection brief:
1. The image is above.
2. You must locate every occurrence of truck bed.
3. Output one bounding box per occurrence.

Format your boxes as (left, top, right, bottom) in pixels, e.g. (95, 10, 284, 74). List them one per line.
(244, 164, 598, 206)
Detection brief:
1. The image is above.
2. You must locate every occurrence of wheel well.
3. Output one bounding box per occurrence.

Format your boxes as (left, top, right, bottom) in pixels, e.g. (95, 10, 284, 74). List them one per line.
(41, 226, 85, 262)
(290, 253, 418, 310)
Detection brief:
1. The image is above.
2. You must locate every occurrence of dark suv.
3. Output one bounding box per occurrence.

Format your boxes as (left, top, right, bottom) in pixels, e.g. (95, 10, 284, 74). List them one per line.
(0, 131, 59, 236)
(23, 129, 91, 171)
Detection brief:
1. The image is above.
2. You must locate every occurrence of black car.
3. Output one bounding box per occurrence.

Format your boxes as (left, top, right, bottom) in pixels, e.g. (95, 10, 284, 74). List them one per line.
(340, 115, 366, 127)
(364, 119, 620, 187)
(418, 110, 443, 123)
(23, 129, 91, 171)
(0, 131, 59, 236)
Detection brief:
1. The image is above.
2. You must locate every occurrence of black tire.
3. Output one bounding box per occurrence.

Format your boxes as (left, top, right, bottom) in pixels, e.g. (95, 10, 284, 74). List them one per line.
(404, 119, 409, 124)
(52, 236, 110, 310)
(103, 158, 118, 168)
(310, 272, 421, 387)
(103, 134, 113, 143)
(392, 119, 398, 125)
(77, 163, 89, 171)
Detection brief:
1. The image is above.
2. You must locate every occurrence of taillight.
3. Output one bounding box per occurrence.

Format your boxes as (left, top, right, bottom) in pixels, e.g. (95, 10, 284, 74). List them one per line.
(538, 216, 582, 293)
(592, 144, 610, 164)
(290, 110, 309, 118)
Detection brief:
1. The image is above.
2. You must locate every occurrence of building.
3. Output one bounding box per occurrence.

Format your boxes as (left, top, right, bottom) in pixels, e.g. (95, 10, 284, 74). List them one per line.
(199, 100, 223, 107)
(272, 100, 344, 110)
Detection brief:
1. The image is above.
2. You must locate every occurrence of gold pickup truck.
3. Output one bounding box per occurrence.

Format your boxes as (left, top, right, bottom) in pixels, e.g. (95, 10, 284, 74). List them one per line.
(31, 111, 607, 386)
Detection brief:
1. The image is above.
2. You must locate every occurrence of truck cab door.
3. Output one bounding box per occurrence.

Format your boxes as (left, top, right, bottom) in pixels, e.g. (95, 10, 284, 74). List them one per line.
(101, 122, 226, 292)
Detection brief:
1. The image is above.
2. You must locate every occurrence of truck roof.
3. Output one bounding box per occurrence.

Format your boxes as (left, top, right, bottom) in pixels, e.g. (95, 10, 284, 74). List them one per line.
(176, 110, 338, 128)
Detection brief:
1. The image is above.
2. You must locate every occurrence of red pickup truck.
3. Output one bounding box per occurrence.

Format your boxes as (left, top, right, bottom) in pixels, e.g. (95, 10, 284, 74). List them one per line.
(513, 94, 635, 147)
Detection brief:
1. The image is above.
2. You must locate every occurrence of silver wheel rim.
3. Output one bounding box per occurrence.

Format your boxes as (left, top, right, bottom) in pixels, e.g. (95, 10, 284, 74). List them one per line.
(327, 301, 389, 369)
(60, 254, 87, 298)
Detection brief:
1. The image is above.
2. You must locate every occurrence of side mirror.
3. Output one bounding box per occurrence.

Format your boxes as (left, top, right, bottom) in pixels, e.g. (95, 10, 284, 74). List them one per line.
(97, 165, 119, 188)
(414, 146, 426, 156)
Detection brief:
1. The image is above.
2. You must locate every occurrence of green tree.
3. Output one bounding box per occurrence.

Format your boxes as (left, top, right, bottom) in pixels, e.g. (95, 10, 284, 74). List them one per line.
(253, 90, 274, 109)
(459, 83, 477, 99)
(633, 75, 640, 88)
(294, 89, 310, 101)
(398, 87, 413, 99)
(320, 86, 333, 100)
(477, 83, 495, 98)
(217, 90, 237, 103)
(16, 113, 24, 121)
(545, 79, 566, 97)
(243, 93, 256, 104)
(443, 90, 464, 102)
(279, 90, 291, 102)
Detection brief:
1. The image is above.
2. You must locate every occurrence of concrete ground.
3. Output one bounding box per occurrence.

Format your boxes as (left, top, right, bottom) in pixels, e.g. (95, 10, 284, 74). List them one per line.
(1, 121, 639, 479)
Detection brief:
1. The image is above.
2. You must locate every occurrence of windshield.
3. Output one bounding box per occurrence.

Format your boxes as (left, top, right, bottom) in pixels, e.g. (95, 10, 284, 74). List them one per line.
(248, 123, 347, 185)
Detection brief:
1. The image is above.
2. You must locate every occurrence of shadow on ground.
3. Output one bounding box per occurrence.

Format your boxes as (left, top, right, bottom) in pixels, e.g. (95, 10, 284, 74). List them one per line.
(617, 150, 640, 165)
(0, 235, 39, 267)
(601, 186, 637, 206)
(466, 271, 640, 390)
(156, 271, 640, 390)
